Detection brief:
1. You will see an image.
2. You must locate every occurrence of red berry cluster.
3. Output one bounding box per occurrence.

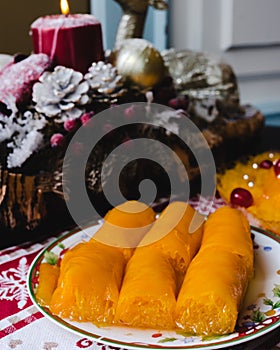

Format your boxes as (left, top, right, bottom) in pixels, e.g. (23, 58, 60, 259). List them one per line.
(50, 112, 94, 148)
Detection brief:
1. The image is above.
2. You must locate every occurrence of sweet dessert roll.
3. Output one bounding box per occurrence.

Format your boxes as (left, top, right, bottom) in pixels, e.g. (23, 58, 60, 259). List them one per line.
(175, 207, 254, 336)
(92, 200, 156, 260)
(175, 247, 249, 335)
(139, 201, 204, 290)
(35, 263, 60, 307)
(49, 240, 126, 324)
(115, 246, 177, 329)
(115, 201, 204, 329)
(200, 206, 254, 277)
(47, 200, 155, 325)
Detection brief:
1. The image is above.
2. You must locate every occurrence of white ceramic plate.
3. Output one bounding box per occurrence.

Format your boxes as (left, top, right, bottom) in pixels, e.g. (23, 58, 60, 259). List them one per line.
(28, 225, 280, 350)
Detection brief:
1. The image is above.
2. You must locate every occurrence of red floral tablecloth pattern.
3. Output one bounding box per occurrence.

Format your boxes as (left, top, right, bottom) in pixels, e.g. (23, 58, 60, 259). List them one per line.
(0, 238, 113, 349)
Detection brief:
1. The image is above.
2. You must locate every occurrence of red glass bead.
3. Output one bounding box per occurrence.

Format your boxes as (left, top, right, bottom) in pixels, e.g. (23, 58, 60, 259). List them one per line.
(274, 159, 280, 177)
(80, 112, 94, 127)
(259, 159, 273, 169)
(230, 188, 253, 208)
(50, 133, 64, 147)
(64, 118, 79, 132)
(168, 97, 187, 110)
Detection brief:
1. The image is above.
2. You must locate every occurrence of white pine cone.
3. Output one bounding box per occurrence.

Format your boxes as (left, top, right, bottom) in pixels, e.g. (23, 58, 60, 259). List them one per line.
(32, 66, 89, 122)
(85, 61, 125, 96)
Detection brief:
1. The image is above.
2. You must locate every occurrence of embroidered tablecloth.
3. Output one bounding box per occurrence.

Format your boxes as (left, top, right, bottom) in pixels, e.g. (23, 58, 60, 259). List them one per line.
(1, 197, 280, 350)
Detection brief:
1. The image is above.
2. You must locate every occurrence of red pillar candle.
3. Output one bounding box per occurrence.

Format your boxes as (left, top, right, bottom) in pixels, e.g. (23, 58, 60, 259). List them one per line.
(31, 14, 104, 74)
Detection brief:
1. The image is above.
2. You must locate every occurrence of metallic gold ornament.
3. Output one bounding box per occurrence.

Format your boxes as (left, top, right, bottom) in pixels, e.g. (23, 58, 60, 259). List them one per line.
(115, 38, 166, 89)
(162, 48, 239, 103)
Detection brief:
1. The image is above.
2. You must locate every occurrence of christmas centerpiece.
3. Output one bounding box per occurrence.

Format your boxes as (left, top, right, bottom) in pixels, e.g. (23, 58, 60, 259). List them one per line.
(0, 0, 264, 247)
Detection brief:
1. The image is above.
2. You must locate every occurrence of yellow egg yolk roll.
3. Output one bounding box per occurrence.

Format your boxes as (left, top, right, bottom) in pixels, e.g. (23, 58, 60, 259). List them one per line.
(48, 200, 156, 325)
(175, 207, 254, 336)
(49, 241, 126, 325)
(139, 201, 204, 291)
(35, 263, 60, 307)
(115, 201, 204, 329)
(176, 247, 248, 335)
(115, 247, 177, 329)
(91, 200, 156, 259)
(200, 206, 254, 278)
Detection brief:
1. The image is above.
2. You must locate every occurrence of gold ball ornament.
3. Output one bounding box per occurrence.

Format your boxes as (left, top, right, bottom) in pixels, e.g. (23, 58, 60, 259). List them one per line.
(115, 38, 166, 89)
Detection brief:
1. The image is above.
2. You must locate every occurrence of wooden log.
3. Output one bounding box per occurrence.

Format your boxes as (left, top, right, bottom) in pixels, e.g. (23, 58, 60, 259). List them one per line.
(0, 170, 46, 231)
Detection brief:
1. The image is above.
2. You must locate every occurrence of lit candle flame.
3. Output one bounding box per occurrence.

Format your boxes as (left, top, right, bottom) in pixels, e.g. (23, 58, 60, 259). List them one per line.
(60, 0, 70, 15)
